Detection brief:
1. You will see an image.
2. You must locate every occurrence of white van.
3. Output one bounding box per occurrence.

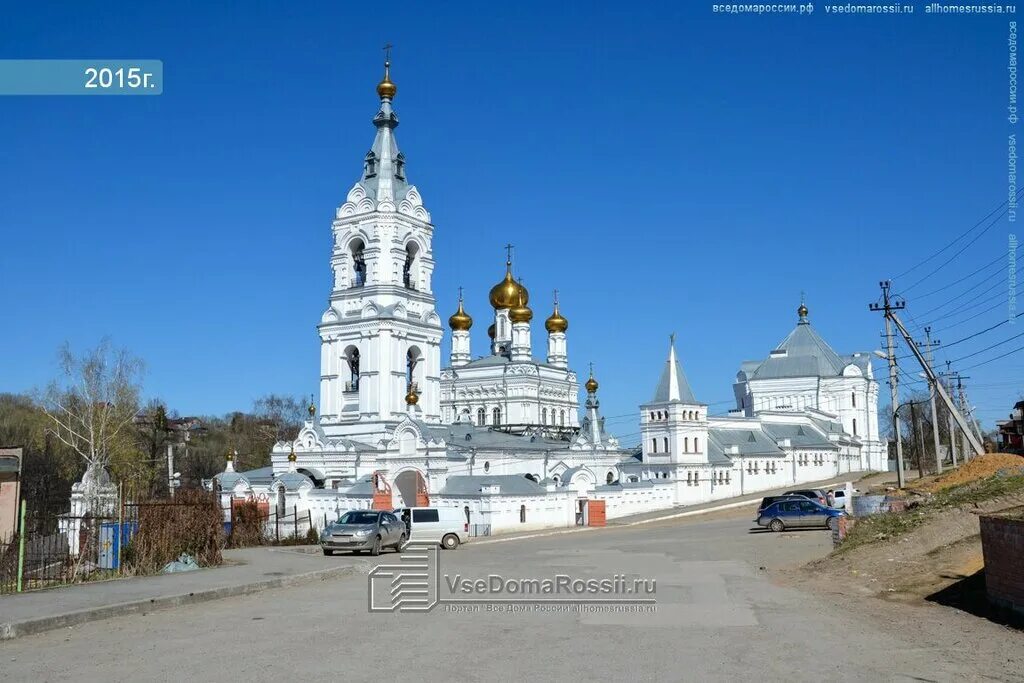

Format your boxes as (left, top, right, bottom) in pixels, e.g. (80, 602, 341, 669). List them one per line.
(393, 507, 469, 549)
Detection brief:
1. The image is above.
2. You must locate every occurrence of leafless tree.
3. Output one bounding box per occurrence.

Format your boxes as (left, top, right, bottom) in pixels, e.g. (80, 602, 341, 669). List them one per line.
(38, 339, 143, 476)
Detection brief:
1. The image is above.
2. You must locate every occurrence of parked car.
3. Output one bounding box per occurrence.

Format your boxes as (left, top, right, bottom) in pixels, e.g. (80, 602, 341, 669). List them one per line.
(829, 489, 847, 509)
(757, 495, 809, 513)
(756, 499, 846, 532)
(782, 488, 830, 507)
(320, 510, 406, 556)
(393, 506, 469, 549)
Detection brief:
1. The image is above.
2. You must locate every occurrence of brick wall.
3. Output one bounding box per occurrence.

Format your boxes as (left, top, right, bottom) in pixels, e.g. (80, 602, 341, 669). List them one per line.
(980, 513, 1024, 617)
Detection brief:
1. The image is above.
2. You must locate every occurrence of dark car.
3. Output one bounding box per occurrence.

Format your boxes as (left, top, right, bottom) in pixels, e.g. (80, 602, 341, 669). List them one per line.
(756, 499, 846, 532)
(757, 495, 808, 513)
(782, 489, 829, 507)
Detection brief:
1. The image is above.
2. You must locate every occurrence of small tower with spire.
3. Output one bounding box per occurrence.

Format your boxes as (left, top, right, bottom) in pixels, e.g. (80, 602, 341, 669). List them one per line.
(488, 245, 528, 356)
(448, 288, 472, 367)
(545, 290, 568, 368)
(641, 334, 709, 468)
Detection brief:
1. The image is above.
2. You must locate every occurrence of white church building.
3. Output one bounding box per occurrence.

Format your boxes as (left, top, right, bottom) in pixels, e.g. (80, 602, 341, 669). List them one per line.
(214, 60, 882, 535)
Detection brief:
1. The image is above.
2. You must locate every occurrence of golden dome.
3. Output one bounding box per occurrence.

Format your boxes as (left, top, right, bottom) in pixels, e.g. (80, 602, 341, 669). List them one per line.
(487, 323, 496, 339)
(448, 296, 473, 331)
(545, 298, 568, 334)
(376, 60, 397, 99)
(307, 401, 316, 417)
(797, 302, 809, 319)
(226, 451, 234, 462)
(585, 366, 599, 394)
(405, 385, 419, 406)
(509, 286, 533, 324)
(489, 260, 529, 309)
(287, 449, 297, 463)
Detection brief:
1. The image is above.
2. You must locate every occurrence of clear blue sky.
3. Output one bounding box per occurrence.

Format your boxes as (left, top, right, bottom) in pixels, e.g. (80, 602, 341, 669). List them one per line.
(1, 2, 1020, 439)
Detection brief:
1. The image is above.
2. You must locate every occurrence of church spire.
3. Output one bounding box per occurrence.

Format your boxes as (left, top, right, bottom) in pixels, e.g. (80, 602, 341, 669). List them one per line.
(360, 46, 407, 203)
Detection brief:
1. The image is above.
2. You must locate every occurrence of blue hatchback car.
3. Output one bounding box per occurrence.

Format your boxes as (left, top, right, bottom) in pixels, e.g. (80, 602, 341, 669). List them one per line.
(756, 499, 846, 532)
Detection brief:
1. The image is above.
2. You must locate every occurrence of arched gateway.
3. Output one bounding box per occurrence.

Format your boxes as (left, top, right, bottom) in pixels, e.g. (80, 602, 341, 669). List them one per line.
(393, 469, 429, 508)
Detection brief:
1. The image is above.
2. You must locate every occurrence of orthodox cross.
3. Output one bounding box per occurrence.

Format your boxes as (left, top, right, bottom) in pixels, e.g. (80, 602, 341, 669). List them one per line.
(800, 290, 806, 305)
(383, 43, 393, 62)
(553, 288, 559, 306)
(458, 285, 464, 303)
(505, 243, 514, 264)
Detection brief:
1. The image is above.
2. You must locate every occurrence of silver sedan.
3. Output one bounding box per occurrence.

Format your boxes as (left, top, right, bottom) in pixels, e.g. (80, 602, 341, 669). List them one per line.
(320, 510, 406, 556)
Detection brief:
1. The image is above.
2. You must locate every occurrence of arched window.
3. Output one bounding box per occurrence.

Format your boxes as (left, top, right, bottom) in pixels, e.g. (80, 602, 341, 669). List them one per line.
(606, 472, 614, 484)
(560, 410, 565, 426)
(650, 412, 655, 420)
(403, 242, 419, 290)
(345, 347, 360, 392)
(542, 408, 548, 425)
(686, 471, 693, 486)
(852, 418, 858, 436)
(364, 150, 377, 177)
(663, 437, 668, 453)
(464, 506, 470, 524)
(693, 471, 699, 485)
(651, 438, 657, 453)
(851, 392, 857, 408)
(476, 408, 485, 426)
(694, 437, 700, 453)
(350, 238, 366, 287)
(492, 407, 501, 426)
(483, 461, 490, 473)
(520, 505, 526, 523)
(684, 437, 689, 452)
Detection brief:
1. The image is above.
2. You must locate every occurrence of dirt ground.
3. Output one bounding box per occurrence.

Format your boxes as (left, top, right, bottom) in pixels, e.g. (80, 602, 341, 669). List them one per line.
(778, 458, 1024, 681)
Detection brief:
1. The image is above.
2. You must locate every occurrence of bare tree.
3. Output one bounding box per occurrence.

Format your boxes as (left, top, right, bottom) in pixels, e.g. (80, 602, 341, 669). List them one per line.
(38, 339, 144, 477)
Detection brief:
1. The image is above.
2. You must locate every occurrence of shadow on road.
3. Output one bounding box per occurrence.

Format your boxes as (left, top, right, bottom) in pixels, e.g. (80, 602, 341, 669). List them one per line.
(926, 569, 1024, 632)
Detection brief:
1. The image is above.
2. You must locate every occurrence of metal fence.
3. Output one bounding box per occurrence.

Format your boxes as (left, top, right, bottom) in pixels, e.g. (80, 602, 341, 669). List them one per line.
(468, 523, 491, 538)
(0, 498, 123, 594)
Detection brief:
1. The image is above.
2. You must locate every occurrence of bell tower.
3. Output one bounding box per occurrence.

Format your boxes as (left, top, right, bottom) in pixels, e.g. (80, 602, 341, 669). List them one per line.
(317, 55, 443, 437)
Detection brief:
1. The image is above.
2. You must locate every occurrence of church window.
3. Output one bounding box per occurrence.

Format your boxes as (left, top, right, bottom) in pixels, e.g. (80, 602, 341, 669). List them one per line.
(686, 471, 692, 486)
(650, 412, 655, 421)
(395, 151, 406, 180)
(693, 472, 699, 485)
(542, 408, 548, 425)
(484, 461, 490, 473)
(725, 471, 731, 484)
(477, 408, 485, 426)
(560, 410, 565, 426)
(606, 472, 614, 485)
(403, 242, 419, 290)
(651, 438, 657, 453)
(684, 437, 689, 452)
(663, 437, 668, 452)
(350, 239, 366, 288)
(363, 150, 377, 177)
(851, 392, 856, 408)
(493, 407, 501, 426)
(520, 505, 526, 523)
(852, 418, 858, 436)
(345, 347, 360, 391)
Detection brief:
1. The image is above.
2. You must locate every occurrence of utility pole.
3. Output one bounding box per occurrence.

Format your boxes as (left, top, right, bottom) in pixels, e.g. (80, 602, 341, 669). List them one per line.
(917, 327, 942, 474)
(887, 310, 985, 457)
(869, 281, 906, 488)
(944, 361, 959, 467)
(166, 442, 175, 499)
(910, 401, 926, 479)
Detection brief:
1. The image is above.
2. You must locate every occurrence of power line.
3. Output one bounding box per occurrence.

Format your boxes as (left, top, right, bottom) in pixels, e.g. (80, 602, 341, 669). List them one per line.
(898, 203, 1011, 294)
(947, 331, 1024, 364)
(913, 270, 1008, 321)
(892, 188, 1021, 284)
(960, 343, 1024, 371)
(913, 244, 1020, 299)
(940, 312, 1023, 351)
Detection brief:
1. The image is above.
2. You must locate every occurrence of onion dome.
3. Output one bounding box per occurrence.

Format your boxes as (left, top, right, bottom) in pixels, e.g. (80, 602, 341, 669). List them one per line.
(376, 60, 397, 99)
(509, 285, 533, 324)
(226, 451, 234, 462)
(448, 294, 473, 331)
(405, 385, 419, 406)
(489, 258, 529, 309)
(307, 400, 316, 418)
(585, 367, 599, 394)
(287, 449, 297, 463)
(797, 295, 809, 324)
(487, 323, 496, 340)
(545, 296, 568, 334)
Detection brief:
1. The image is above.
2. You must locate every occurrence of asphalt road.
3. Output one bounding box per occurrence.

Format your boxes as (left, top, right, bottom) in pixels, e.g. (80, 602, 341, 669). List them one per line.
(0, 509, 1015, 682)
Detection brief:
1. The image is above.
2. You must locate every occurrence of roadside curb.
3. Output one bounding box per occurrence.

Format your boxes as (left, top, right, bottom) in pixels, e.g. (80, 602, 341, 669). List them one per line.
(0, 564, 364, 642)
